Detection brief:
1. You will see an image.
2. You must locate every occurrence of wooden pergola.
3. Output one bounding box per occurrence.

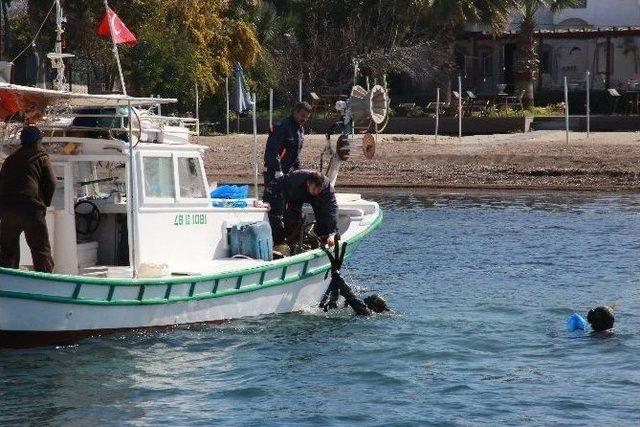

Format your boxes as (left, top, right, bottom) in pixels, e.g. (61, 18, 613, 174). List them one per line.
(458, 26, 640, 89)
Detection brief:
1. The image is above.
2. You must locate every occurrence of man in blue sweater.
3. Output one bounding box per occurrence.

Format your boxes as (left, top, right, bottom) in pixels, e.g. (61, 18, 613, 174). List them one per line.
(263, 102, 312, 189)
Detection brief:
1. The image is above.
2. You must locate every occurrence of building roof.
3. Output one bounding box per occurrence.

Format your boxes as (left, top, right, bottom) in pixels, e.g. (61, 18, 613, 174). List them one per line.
(461, 26, 640, 40)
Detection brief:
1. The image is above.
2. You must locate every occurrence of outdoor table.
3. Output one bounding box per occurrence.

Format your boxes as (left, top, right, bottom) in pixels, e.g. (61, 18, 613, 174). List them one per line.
(624, 90, 640, 114)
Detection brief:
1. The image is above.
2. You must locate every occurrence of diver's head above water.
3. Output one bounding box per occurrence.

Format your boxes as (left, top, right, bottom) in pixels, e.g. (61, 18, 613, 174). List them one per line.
(587, 306, 615, 332)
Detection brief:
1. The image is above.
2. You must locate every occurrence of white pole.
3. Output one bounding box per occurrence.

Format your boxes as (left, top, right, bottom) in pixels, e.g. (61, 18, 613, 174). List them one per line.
(269, 88, 274, 130)
(298, 78, 302, 102)
(104, 0, 127, 96)
(564, 76, 569, 144)
(194, 81, 200, 135)
(366, 76, 370, 91)
(252, 93, 259, 199)
(127, 99, 137, 277)
(435, 87, 440, 143)
(586, 70, 590, 138)
(458, 75, 462, 142)
(225, 77, 230, 135)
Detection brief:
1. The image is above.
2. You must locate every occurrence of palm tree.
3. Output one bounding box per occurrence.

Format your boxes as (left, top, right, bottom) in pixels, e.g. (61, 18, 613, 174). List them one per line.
(513, 0, 584, 107)
(424, 0, 512, 101)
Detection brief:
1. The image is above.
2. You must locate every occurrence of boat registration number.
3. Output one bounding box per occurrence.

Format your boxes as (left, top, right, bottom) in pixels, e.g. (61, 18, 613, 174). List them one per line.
(174, 214, 208, 226)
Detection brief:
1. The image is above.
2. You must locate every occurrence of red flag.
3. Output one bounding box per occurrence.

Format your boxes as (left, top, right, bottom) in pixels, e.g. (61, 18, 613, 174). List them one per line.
(97, 7, 137, 46)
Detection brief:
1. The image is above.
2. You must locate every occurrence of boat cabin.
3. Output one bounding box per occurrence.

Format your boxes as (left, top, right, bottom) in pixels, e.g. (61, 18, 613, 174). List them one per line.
(0, 88, 369, 278)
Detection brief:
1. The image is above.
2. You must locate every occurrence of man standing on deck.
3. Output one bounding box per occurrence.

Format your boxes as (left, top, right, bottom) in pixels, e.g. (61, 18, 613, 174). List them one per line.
(264, 169, 338, 250)
(263, 102, 312, 189)
(0, 125, 56, 272)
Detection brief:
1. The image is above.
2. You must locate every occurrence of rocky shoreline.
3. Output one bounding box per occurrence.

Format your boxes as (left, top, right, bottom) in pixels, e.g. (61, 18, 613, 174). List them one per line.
(200, 130, 640, 192)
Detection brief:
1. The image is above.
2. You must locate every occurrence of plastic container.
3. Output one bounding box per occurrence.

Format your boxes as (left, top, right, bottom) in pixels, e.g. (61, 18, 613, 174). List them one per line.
(229, 221, 273, 261)
(77, 241, 98, 268)
(567, 312, 588, 332)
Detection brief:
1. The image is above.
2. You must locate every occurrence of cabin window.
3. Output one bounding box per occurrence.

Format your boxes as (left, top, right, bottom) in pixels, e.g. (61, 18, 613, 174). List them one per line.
(143, 157, 175, 199)
(177, 157, 207, 198)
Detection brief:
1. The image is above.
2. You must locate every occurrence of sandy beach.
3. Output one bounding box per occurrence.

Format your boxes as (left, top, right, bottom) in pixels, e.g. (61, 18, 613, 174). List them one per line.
(200, 130, 640, 191)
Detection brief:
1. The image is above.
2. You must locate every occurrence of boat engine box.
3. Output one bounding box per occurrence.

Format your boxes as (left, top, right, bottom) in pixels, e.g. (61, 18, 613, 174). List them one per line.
(228, 221, 273, 261)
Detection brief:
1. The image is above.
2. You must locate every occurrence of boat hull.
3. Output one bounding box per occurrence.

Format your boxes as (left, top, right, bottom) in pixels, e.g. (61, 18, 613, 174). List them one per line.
(0, 273, 329, 348)
(0, 209, 382, 348)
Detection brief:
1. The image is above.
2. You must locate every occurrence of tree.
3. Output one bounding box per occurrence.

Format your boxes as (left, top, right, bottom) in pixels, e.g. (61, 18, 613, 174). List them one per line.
(513, 0, 583, 107)
(14, 0, 260, 113)
(423, 0, 512, 102)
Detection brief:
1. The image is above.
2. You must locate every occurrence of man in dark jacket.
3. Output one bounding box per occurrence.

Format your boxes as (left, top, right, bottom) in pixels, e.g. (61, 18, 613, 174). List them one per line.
(263, 102, 312, 189)
(0, 126, 56, 272)
(264, 169, 338, 248)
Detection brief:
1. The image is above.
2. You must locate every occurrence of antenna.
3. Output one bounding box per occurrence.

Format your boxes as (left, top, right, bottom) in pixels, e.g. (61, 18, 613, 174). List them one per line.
(46, 0, 74, 91)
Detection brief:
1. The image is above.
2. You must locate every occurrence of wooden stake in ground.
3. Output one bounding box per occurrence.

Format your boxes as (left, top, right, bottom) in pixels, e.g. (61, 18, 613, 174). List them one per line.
(564, 76, 569, 144)
(458, 75, 462, 143)
(435, 87, 440, 144)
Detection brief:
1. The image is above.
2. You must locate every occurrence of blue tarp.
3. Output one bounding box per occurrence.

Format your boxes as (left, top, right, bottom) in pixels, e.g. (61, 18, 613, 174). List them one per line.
(211, 185, 249, 199)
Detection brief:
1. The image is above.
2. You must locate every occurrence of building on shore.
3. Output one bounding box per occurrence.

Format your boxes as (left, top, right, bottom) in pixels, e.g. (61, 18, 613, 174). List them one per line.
(457, 0, 640, 93)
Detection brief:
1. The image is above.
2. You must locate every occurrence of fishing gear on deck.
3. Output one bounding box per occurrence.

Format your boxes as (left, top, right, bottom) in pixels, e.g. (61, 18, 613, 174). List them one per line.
(319, 235, 392, 316)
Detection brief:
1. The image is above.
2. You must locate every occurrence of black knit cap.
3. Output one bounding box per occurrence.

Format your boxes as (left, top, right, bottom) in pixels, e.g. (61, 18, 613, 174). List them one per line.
(20, 125, 42, 145)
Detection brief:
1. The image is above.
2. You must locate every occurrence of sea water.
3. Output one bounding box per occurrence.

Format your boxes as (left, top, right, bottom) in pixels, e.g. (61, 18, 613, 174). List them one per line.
(1, 190, 638, 426)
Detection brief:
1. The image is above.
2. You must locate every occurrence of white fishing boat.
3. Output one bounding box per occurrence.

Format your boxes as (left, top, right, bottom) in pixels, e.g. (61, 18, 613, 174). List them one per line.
(0, 2, 388, 348)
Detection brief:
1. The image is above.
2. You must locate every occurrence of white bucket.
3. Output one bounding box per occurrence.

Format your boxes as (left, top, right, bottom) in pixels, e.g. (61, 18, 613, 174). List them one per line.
(138, 263, 170, 278)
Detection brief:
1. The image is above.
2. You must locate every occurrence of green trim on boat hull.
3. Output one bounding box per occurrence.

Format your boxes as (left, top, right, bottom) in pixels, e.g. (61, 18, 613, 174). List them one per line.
(0, 210, 382, 286)
(0, 211, 383, 306)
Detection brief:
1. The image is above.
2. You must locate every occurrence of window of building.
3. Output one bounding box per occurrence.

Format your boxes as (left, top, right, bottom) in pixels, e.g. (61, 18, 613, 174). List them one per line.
(177, 157, 207, 199)
(596, 42, 614, 75)
(143, 156, 175, 199)
(480, 50, 493, 76)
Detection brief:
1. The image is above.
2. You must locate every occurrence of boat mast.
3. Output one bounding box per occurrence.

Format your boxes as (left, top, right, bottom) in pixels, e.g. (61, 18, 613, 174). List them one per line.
(46, 0, 73, 91)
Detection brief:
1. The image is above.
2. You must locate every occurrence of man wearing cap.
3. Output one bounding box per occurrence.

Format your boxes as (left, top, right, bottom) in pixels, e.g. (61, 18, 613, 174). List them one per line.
(0, 126, 56, 272)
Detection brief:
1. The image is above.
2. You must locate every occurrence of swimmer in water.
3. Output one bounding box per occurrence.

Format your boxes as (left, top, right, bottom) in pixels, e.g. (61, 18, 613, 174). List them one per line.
(587, 306, 615, 332)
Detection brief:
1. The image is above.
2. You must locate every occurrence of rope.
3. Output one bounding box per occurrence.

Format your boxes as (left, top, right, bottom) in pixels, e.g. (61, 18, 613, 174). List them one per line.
(10, 0, 57, 63)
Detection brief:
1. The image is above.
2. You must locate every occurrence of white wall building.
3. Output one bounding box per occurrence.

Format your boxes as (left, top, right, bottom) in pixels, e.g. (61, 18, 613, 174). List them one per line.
(459, 0, 640, 93)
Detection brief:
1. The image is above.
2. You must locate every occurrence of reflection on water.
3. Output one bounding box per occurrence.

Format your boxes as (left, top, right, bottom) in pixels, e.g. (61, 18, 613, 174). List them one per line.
(1, 190, 639, 426)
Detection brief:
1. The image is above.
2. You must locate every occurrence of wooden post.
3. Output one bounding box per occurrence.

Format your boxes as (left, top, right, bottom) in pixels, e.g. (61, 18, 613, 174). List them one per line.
(586, 70, 590, 138)
(605, 36, 612, 89)
(564, 76, 569, 144)
(252, 93, 259, 199)
(435, 87, 440, 143)
(225, 77, 230, 135)
(458, 75, 462, 142)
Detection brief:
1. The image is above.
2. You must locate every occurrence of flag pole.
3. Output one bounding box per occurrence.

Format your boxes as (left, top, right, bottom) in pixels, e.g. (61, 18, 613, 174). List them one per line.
(104, 0, 127, 95)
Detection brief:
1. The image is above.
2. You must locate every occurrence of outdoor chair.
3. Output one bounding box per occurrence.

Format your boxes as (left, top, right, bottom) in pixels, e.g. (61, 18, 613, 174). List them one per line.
(506, 90, 525, 111)
(465, 91, 489, 116)
(450, 91, 468, 116)
(607, 88, 621, 114)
